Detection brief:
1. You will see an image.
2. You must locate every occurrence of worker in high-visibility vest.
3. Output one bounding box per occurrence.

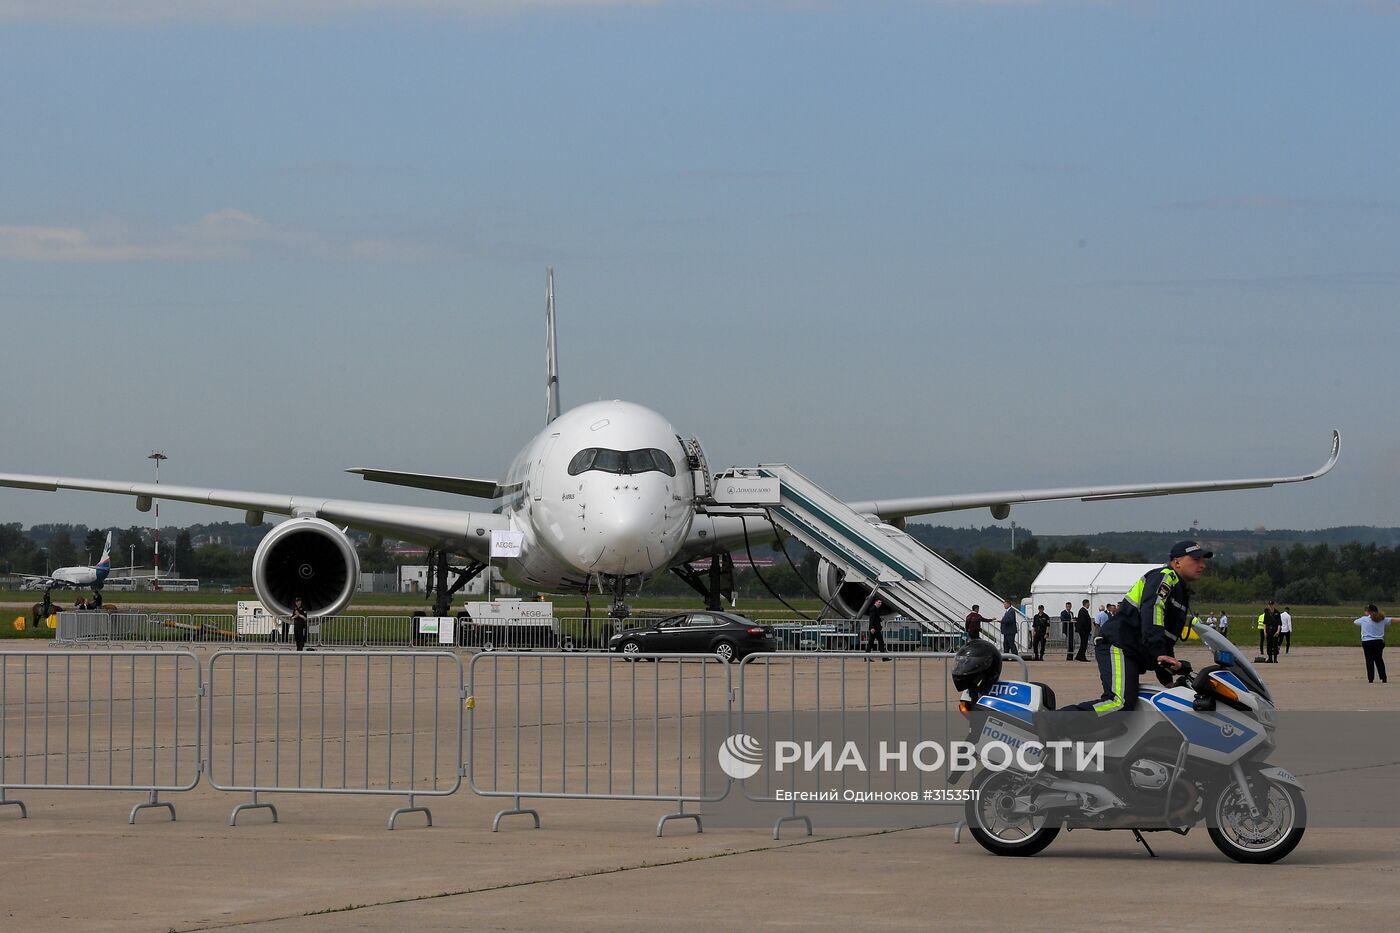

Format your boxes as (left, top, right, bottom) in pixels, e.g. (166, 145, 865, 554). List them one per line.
(1257, 612, 1267, 656)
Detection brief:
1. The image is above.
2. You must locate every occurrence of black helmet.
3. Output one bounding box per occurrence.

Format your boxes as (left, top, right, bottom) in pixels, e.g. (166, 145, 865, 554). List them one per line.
(952, 639, 1003, 697)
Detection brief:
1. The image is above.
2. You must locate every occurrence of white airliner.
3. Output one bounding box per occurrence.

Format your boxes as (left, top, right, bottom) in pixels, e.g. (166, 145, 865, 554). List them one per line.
(0, 272, 1341, 620)
(14, 531, 113, 591)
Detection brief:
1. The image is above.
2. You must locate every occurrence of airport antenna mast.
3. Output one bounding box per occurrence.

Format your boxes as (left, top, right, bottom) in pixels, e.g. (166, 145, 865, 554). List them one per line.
(148, 451, 168, 580)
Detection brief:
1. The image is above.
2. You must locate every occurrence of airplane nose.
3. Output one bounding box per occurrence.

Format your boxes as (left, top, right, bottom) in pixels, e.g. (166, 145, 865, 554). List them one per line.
(583, 480, 678, 576)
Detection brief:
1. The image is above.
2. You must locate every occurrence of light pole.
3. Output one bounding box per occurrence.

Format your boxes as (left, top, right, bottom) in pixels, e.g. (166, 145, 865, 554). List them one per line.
(41, 547, 49, 575)
(148, 451, 168, 580)
(130, 544, 135, 578)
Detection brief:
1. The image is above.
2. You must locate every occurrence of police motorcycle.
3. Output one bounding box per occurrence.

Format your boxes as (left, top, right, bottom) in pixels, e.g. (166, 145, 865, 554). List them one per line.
(951, 623, 1305, 863)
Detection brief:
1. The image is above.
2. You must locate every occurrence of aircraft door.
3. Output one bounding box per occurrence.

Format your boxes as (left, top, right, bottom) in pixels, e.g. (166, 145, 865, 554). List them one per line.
(532, 433, 560, 502)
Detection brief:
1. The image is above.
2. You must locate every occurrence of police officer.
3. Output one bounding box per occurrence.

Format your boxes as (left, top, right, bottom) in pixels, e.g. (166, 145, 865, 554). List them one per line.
(1031, 605, 1051, 661)
(1262, 600, 1283, 663)
(291, 596, 309, 652)
(1067, 541, 1211, 714)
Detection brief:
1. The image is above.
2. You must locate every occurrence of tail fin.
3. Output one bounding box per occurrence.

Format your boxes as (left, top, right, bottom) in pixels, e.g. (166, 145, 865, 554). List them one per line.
(546, 268, 561, 424)
(96, 531, 112, 571)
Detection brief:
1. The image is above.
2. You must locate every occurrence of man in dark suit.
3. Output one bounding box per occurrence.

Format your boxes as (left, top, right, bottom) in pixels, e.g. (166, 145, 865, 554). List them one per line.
(1075, 599, 1094, 661)
(1060, 602, 1075, 660)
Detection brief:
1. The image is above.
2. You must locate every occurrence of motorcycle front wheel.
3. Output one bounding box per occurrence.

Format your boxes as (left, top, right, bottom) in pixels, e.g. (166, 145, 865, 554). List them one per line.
(965, 769, 1060, 857)
(1208, 774, 1306, 864)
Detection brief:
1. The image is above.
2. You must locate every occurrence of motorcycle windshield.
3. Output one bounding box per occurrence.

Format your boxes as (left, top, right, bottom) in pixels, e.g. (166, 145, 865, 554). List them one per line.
(1192, 620, 1272, 703)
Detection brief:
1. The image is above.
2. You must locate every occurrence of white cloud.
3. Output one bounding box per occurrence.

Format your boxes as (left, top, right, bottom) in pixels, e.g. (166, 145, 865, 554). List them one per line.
(0, 209, 443, 262)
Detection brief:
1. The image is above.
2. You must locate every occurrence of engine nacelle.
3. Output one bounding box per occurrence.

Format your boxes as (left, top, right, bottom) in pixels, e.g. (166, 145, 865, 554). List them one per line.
(817, 559, 872, 620)
(252, 517, 360, 618)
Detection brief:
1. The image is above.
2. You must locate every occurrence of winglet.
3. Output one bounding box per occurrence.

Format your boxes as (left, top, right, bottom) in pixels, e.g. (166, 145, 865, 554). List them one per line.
(1313, 429, 1341, 480)
(546, 267, 561, 424)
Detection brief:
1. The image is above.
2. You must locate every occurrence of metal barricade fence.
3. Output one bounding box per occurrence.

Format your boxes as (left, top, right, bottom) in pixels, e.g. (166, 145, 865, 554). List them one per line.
(55, 611, 110, 645)
(468, 651, 733, 835)
(735, 651, 1030, 838)
(0, 650, 203, 822)
(205, 650, 464, 828)
(365, 615, 413, 649)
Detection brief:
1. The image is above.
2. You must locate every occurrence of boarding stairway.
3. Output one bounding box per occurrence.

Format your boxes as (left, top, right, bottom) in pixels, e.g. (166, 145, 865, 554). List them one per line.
(704, 465, 1025, 645)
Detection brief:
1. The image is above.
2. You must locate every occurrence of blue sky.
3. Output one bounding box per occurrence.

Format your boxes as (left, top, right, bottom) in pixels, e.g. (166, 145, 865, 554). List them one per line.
(1, 0, 1396, 536)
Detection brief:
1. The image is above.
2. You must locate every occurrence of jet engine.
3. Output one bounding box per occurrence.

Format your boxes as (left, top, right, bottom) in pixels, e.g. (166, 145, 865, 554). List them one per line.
(252, 517, 360, 617)
(817, 560, 874, 620)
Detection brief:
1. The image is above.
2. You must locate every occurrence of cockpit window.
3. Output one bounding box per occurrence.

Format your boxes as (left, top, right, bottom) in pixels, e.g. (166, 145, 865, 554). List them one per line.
(567, 448, 677, 477)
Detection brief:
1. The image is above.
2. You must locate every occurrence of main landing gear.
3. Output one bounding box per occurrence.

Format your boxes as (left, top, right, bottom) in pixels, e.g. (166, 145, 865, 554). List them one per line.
(422, 549, 486, 618)
(669, 553, 735, 612)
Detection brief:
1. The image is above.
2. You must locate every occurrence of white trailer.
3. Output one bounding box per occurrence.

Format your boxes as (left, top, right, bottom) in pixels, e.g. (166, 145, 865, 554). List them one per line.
(454, 599, 557, 648)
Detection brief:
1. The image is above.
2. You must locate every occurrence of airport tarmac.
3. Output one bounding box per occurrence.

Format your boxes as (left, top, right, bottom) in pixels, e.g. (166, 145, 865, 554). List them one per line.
(1, 645, 1396, 932)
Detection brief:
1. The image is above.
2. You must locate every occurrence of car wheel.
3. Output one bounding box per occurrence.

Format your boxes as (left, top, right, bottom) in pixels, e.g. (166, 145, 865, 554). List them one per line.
(620, 639, 642, 659)
(713, 640, 736, 663)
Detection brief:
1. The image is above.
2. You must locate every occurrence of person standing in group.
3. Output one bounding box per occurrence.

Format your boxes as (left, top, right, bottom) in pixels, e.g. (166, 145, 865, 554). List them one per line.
(1032, 605, 1051, 661)
(1205, 611, 1218, 629)
(865, 597, 889, 661)
(1262, 600, 1283, 663)
(291, 596, 309, 652)
(1355, 604, 1391, 684)
(965, 604, 988, 643)
(1219, 611, 1229, 636)
(999, 599, 1019, 655)
(1257, 610, 1267, 656)
(1095, 604, 1111, 639)
(1075, 600, 1093, 661)
(1280, 606, 1293, 655)
(1061, 602, 1075, 660)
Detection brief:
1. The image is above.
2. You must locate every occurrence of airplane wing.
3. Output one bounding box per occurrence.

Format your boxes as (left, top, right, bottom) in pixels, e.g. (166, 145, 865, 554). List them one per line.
(9, 572, 53, 585)
(0, 473, 509, 554)
(345, 468, 500, 499)
(845, 430, 1341, 522)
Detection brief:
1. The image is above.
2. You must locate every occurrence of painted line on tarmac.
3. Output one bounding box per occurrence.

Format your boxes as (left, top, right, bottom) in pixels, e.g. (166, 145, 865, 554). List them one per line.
(171, 820, 959, 932)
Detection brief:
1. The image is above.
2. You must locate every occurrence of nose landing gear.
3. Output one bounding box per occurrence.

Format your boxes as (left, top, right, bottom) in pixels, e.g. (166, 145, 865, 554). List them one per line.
(601, 573, 643, 621)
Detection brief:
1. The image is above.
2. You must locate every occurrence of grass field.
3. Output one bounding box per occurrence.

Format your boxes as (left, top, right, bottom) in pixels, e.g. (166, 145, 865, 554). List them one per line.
(2, 592, 1383, 646)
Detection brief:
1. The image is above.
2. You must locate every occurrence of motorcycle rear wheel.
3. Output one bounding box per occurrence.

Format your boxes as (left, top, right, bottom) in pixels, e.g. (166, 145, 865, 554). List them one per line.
(965, 769, 1060, 857)
(1207, 774, 1306, 864)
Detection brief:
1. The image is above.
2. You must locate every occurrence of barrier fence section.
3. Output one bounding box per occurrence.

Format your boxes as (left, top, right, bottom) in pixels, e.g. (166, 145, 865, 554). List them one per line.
(53, 612, 1021, 655)
(205, 650, 464, 828)
(0, 650, 203, 823)
(736, 651, 1030, 839)
(468, 651, 733, 835)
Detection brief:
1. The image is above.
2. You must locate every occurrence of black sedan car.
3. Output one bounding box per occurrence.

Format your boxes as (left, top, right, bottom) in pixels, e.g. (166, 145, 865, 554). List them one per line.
(609, 611, 776, 662)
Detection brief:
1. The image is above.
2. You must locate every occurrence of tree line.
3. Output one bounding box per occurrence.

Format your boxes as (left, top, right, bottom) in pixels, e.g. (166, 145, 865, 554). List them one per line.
(3, 522, 1397, 603)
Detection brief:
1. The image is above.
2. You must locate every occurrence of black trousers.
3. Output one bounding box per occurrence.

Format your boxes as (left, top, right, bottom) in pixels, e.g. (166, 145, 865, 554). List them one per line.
(1002, 630, 1017, 654)
(1363, 639, 1387, 683)
(1075, 624, 1092, 660)
(1259, 630, 1266, 654)
(1063, 625, 1075, 659)
(294, 621, 308, 651)
(1282, 632, 1291, 653)
(1266, 631, 1280, 661)
(865, 626, 887, 654)
(1031, 628, 1048, 660)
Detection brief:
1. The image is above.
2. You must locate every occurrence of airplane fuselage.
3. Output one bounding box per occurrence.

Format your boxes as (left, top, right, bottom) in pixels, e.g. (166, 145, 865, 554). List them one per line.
(495, 400, 696, 591)
(47, 564, 108, 588)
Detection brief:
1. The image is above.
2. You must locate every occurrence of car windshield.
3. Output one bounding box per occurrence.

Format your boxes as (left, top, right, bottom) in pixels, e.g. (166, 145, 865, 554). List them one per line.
(567, 448, 676, 477)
